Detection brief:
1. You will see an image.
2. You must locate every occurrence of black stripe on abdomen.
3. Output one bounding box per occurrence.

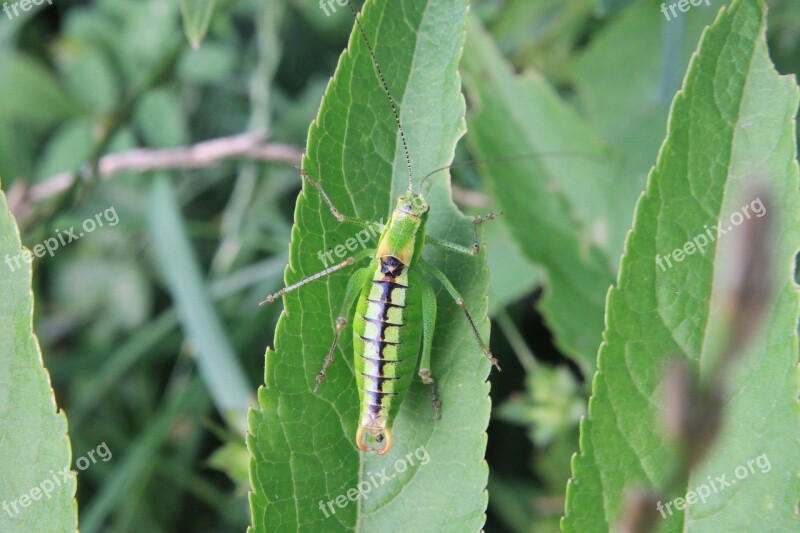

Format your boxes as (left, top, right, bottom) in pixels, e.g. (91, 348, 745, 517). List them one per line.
(363, 389, 398, 414)
(372, 278, 408, 302)
(367, 298, 403, 323)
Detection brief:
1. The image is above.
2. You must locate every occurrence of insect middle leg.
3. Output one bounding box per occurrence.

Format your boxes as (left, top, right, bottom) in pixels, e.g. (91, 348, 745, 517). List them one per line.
(313, 260, 373, 393)
(420, 259, 501, 371)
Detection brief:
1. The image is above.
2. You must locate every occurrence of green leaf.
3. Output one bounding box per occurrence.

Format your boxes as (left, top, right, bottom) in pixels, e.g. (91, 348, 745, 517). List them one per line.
(462, 15, 616, 372)
(563, 0, 800, 529)
(179, 0, 216, 49)
(0, 185, 77, 531)
(248, 0, 491, 530)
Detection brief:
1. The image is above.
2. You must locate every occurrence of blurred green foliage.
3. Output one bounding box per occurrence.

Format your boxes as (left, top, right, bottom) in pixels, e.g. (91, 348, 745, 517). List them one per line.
(0, 0, 797, 531)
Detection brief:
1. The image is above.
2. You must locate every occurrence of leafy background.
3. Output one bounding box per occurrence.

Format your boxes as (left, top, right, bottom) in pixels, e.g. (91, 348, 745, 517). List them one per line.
(0, 0, 798, 531)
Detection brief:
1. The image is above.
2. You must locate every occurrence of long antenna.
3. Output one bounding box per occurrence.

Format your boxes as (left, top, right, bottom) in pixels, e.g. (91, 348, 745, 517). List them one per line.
(419, 151, 611, 190)
(348, 1, 414, 193)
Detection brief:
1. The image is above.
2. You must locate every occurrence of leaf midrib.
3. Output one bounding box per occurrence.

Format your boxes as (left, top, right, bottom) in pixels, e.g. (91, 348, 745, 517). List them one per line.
(351, 1, 427, 529)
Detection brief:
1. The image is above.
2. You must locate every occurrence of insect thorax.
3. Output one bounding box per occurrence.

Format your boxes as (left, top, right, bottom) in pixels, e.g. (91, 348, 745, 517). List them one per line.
(376, 204, 427, 267)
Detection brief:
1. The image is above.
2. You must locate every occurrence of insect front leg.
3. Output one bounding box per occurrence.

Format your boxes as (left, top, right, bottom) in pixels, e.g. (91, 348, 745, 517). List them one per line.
(420, 259, 501, 372)
(313, 259, 373, 393)
(419, 277, 441, 420)
(300, 168, 386, 233)
(469, 212, 503, 255)
(426, 211, 502, 256)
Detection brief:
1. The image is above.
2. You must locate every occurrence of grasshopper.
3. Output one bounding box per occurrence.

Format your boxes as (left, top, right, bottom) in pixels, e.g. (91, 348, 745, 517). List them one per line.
(261, 1, 499, 454)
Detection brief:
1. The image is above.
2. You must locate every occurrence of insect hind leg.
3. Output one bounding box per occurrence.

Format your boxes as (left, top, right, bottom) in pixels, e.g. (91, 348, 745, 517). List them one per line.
(312, 265, 373, 393)
(420, 260, 501, 372)
(419, 276, 441, 419)
(419, 369, 440, 420)
(314, 317, 346, 394)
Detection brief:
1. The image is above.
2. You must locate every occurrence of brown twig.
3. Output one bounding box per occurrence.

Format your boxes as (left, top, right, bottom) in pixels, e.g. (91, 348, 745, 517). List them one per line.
(9, 132, 304, 219)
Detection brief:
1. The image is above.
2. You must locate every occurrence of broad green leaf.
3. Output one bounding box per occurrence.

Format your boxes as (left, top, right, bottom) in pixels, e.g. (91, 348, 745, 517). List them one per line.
(248, 0, 491, 531)
(0, 184, 77, 532)
(563, 0, 800, 529)
(179, 0, 216, 49)
(462, 16, 616, 372)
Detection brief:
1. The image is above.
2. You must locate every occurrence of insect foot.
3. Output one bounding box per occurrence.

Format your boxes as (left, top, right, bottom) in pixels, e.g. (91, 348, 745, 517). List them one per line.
(471, 211, 504, 255)
(419, 368, 441, 420)
(455, 297, 501, 372)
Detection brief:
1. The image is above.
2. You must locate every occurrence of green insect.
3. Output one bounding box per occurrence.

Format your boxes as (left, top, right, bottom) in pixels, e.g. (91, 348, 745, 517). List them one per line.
(261, 1, 499, 454)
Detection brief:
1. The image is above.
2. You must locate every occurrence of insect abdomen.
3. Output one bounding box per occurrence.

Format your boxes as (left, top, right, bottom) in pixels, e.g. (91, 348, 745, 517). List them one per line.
(353, 256, 422, 447)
